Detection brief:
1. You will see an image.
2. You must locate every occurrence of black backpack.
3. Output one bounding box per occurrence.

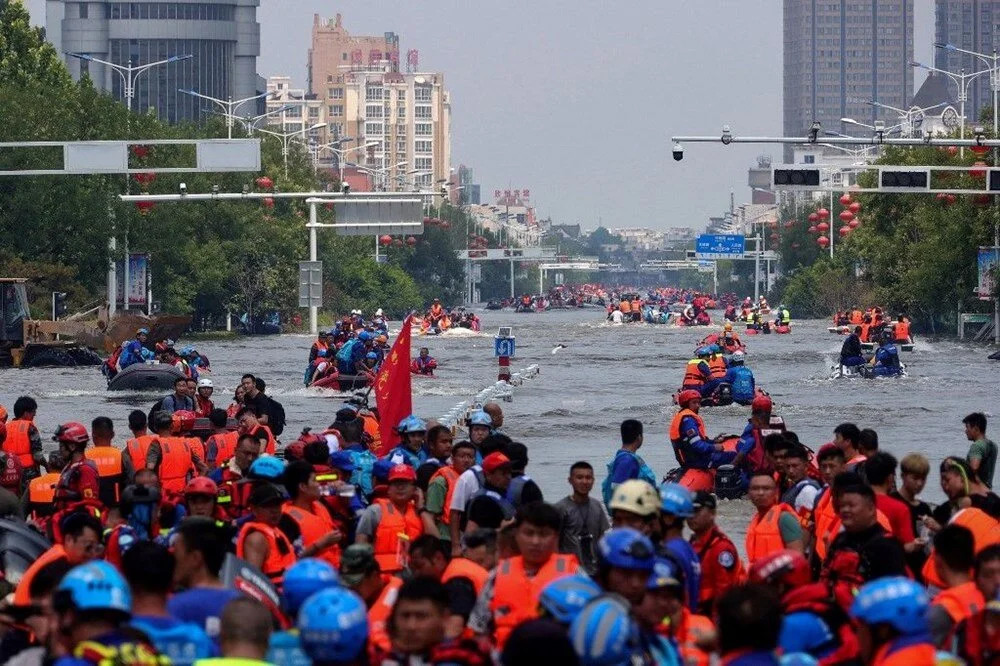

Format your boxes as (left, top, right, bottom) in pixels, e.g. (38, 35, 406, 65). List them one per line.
(264, 396, 286, 436)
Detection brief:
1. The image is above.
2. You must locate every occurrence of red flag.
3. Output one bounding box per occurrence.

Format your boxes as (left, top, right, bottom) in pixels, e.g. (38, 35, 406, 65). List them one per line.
(374, 314, 413, 455)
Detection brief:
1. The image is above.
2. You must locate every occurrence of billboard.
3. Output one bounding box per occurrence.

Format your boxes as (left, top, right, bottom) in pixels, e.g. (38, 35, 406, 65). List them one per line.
(116, 253, 149, 307)
(978, 247, 1000, 300)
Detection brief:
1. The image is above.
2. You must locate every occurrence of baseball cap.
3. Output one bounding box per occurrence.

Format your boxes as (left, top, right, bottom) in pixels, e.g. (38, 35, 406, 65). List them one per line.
(248, 483, 288, 507)
(329, 450, 356, 472)
(691, 491, 717, 511)
(388, 464, 416, 482)
(482, 452, 512, 473)
(340, 544, 379, 586)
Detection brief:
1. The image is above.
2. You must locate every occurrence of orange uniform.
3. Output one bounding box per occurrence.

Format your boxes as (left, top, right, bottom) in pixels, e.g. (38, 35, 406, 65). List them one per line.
(490, 554, 579, 647)
(745, 503, 798, 565)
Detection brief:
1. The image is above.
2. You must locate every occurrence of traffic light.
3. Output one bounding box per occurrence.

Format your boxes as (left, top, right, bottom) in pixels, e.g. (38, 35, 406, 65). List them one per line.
(772, 168, 821, 188)
(52, 292, 67, 320)
(879, 169, 929, 191)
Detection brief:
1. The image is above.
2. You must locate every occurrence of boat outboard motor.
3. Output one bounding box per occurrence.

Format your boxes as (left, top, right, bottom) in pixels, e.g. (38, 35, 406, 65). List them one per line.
(0, 518, 52, 586)
(714, 465, 744, 501)
(712, 383, 733, 407)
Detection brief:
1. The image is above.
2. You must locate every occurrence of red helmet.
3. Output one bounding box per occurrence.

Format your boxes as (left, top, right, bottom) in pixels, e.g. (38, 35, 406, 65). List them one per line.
(677, 390, 702, 407)
(748, 549, 810, 588)
(751, 394, 773, 414)
(53, 422, 89, 445)
(283, 441, 306, 461)
(171, 410, 197, 434)
(184, 476, 218, 497)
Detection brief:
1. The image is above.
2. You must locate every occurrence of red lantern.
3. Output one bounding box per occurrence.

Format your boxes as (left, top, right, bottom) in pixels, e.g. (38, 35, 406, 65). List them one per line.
(946, 194, 956, 204)
(130, 145, 149, 159)
(839, 226, 850, 237)
(849, 218, 860, 229)
(255, 176, 274, 190)
(970, 161, 987, 179)
(784, 221, 794, 229)
(808, 212, 819, 222)
(817, 208, 829, 220)
(839, 210, 854, 222)
(817, 235, 830, 247)
(839, 193, 852, 206)
(848, 201, 861, 214)
(135, 200, 154, 215)
(817, 221, 830, 233)
(971, 144, 989, 155)
(262, 197, 274, 209)
(133, 172, 156, 186)
(379, 235, 392, 246)
(808, 225, 817, 233)
(406, 236, 417, 246)
(947, 146, 959, 156)
(392, 238, 404, 247)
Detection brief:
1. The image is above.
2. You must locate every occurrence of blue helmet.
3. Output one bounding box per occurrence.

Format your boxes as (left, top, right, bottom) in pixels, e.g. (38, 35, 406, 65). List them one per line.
(248, 455, 286, 480)
(780, 655, 819, 666)
(365, 351, 379, 360)
(57, 561, 131, 615)
(695, 346, 713, 358)
(397, 415, 427, 434)
(372, 458, 394, 483)
(538, 574, 602, 625)
(596, 528, 655, 572)
(179, 345, 195, 356)
(467, 409, 492, 428)
(659, 482, 695, 518)
(358, 331, 373, 342)
(136, 328, 149, 335)
(283, 559, 340, 616)
(569, 597, 635, 666)
(647, 557, 682, 590)
(850, 576, 929, 635)
(316, 349, 328, 358)
(298, 587, 369, 662)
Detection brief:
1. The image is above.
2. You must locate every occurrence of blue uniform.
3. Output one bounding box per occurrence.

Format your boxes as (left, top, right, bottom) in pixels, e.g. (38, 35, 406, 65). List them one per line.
(343, 443, 377, 497)
(778, 611, 837, 659)
(267, 630, 312, 666)
(382, 444, 428, 469)
(601, 450, 658, 506)
(663, 537, 702, 613)
(725, 366, 755, 404)
(131, 615, 216, 666)
(871, 344, 902, 376)
(677, 415, 733, 469)
(119, 339, 153, 368)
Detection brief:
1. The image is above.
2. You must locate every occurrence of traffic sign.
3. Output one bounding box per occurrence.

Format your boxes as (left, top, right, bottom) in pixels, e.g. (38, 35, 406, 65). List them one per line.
(494, 337, 515, 358)
(298, 261, 323, 308)
(696, 234, 745, 259)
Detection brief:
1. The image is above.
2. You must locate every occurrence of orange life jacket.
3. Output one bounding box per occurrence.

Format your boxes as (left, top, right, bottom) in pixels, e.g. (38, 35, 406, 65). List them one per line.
(813, 489, 838, 561)
(745, 503, 798, 564)
(283, 502, 340, 568)
(125, 434, 157, 471)
(491, 553, 579, 648)
(682, 359, 707, 388)
(249, 424, 276, 455)
(372, 498, 423, 574)
(921, 508, 1000, 588)
(429, 465, 460, 524)
(13, 544, 68, 606)
(368, 576, 403, 652)
(156, 437, 193, 494)
(26, 472, 60, 520)
(184, 436, 204, 464)
(708, 355, 727, 379)
(672, 608, 714, 666)
(207, 430, 240, 467)
(441, 556, 489, 595)
(859, 323, 870, 342)
(430, 304, 444, 318)
(236, 521, 296, 587)
(932, 581, 985, 626)
(871, 640, 936, 666)
(3, 419, 36, 468)
(620, 300, 631, 313)
(893, 321, 910, 342)
(83, 446, 124, 507)
(217, 470, 253, 520)
(849, 310, 863, 325)
(669, 409, 707, 444)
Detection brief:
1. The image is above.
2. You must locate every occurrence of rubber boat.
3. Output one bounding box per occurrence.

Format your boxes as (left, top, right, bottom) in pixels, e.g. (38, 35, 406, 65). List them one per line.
(828, 325, 851, 335)
(697, 334, 746, 354)
(830, 362, 907, 379)
(0, 518, 52, 586)
(106, 361, 186, 391)
(642, 307, 673, 324)
(670, 385, 768, 408)
(311, 371, 372, 392)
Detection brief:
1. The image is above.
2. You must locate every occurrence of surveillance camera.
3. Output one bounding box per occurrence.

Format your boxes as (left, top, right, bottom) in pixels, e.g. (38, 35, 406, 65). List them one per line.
(341, 182, 350, 194)
(211, 184, 220, 194)
(808, 121, 821, 143)
(721, 125, 733, 145)
(974, 125, 985, 135)
(179, 183, 187, 195)
(672, 143, 684, 161)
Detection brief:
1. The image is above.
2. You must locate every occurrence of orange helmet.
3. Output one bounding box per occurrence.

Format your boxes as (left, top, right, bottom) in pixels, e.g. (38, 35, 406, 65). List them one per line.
(748, 549, 810, 588)
(171, 410, 197, 434)
(184, 476, 218, 497)
(677, 390, 702, 407)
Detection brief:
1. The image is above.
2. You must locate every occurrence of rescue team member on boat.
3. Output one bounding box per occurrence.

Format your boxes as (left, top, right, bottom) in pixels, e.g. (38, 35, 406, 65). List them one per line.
(670, 391, 735, 471)
(4, 396, 46, 477)
(893, 314, 912, 344)
(686, 490, 744, 616)
(681, 349, 712, 392)
(602, 419, 657, 507)
(411, 347, 438, 375)
(839, 326, 866, 368)
(868, 331, 903, 377)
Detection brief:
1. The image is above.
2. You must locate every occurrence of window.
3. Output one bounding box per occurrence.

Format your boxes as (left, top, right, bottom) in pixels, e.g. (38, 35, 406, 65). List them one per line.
(415, 140, 432, 153)
(328, 123, 343, 138)
(804, 154, 815, 164)
(328, 105, 343, 116)
(396, 105, 406, 119)
(365, 122, 384, 135)
(308, 107, 319, 119)
(414, 105, 432, 120)
(415, 123, 432, 136)
(397, 90, 406, 101)
(328, 87, 343, 99)
(414, 85, 432, 102)
(79, 3, 89, 18)
(366, 84, 383, 101)
(396, 140, 407, 153)
(415, 157, 432, 170)
(277, 82, 284, 89)
(366, 105, 383, 118)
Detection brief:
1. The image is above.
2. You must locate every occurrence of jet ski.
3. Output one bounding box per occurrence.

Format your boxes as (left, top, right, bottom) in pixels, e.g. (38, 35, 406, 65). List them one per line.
(830, 362, 907, 379)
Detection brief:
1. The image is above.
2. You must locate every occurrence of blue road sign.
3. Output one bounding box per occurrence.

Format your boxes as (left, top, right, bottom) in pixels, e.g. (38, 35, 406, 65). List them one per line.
(696, 234, 745, 259)
(494, 337, 515, 357)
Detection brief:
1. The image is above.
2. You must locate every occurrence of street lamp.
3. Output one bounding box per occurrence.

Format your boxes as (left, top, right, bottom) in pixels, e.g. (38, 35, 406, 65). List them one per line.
(257, 123, 327, 178)
(911, 61, 991, 156)
(864, 99, 949, 138)
(317, 140, 380, 184)
(840, 117, 903, 140)
(178, 89, 274, 138)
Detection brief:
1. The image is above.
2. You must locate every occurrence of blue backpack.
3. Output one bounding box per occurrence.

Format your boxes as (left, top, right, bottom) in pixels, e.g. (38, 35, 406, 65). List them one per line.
(335, 338, 359, 364)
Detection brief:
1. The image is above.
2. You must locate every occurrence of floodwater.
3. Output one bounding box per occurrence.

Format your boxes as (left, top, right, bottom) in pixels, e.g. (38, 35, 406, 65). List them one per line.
(0, 307, 993, 546)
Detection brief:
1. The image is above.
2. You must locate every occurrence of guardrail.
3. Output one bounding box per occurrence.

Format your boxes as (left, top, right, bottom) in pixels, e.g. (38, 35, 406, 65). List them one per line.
(437, 364, 540, 428)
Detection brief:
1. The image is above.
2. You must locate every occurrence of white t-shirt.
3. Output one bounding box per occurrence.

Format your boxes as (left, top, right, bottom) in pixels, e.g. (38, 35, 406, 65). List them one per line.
(610, 310, 624, 324)
(449, 465, 483, 513)
(791, 481, 820, 513)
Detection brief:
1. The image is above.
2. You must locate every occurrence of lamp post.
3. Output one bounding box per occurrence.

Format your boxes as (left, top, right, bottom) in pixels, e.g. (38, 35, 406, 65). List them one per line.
(911, 61, 991, 157)
(178, 89, 274, 138)
(257, 123, 327, 179)
(317, 139, 381, 184)
(65, 51, 192, 318)
(863, 99, 950, 138)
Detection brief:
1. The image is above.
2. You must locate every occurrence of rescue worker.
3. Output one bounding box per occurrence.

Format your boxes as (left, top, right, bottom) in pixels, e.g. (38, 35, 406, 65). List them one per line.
(308, 330, 330, 366)
(639, 556, 712, 666)
(724, 351, 755, 405)
(14, 511, 104, 611)
(4, 396, 45, 476)
(209, 433, 259, 520)
(657, 482, 702, 613)
(780, 445, 822, 524)
(466, 409, 493, 452)
(297, 585, 370, 665)
(700, 349, 729, 401)
(961, 546, 1000, 665)
(464, 452, 516, 532)
(340, 543, 403, 652)
(429, 298, 445, 326)
(123, 410, 156, 473)
(775, 304, 791, 328)
(839, 326, 866, 368)
(687, 490, 744, 616)
(423, 440, 476, 542)
(24, 451, 64, 528)
(180, 476, 228, 526)
(408, 534, 490, 596)
(411, 347, 438, 375)
(279, 460, 343, 567)
(267, 558, 341, 664)
(203, 408, 238, 470)
(194, 378, 214, 417)
(670, 390, 733, 471)
(383, 415, 428, 468)
(720, 322, 743, 352)
(235, 483, 296, 589)
(745, 472, 804, 565)
(355, 464, 423, 575)
(681, 349, 712, 392)
(338, 416, 377, 498)
(602, 418, 658, 508)
(84, 416, 129, 508)
(52, 422, 101, 518)
(849, 576, 938, 665)
(608, 479, 661, 536)
(928, 524, 985, 650)
(145, 410, 200, 495)
(118, 328, 153, 369)
(867, 330, 903, 377)
(236, 407, 276, 455)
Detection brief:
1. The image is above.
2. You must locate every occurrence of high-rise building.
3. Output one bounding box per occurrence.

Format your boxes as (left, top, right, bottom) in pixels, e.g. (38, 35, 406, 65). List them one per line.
(46, 0, 262, 125)
(935, 0, 1000, 122)
(783, 1, 914, 159)
(457, 164, 480, 205)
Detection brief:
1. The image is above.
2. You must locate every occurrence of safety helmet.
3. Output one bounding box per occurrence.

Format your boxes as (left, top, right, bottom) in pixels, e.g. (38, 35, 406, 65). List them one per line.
(596, 528, 656, 572)
(748, 549, 811, 588)
(695, 346, 713, 358)
(397, 415, 427, 434)
(538, 574, 602, 625)
(751, 394, 773, 413)
(779, 655, 819, 666)
(677, 389, 702, 408)
(467, 409, 493, 428)
(56, 560, 131, 616)
(171, 410, 197, 435)
(608, 480, 660, 518)
(179, 346, 194, 356)
(730, 351, 745, 365)
(136, 328, 149, 335)
(375, 334, 388, 344)
(120, 484, 161, 516)
(569, 596, 635, 666)
(197, 378, 213, 389)
(365, 351, 379, 361)
(647, 557, 683, 590)
(53, 422, 88, 445)
(248, 455, 286, 480)
(316, 349, 328, 358)
(357, 331, 373, 342)
(298, 587, 369, 663)
(658, 482, 695, 518)
(723, 323, 733, 332)
(850, 576, 929, 635)
(283, 558, 340, 616)
(183, 476, 218, 497)
(375, 308, 384, 316)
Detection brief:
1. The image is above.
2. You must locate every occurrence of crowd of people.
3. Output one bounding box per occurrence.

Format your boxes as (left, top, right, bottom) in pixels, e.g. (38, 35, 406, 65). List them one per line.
(103, 328, 211, 382)
(0, 383, 996, 665)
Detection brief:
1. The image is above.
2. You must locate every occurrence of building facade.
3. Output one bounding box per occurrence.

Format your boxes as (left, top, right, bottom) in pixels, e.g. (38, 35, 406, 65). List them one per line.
(935, 0, 1000, 122)
(783, 0, 914, 159)
(46, 0, 262, 124)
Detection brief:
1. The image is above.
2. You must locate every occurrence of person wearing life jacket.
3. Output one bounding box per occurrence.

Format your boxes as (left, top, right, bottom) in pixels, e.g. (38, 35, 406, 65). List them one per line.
(699, 349, 729, 399)
(781, 445, 822, 527)
(202, 409, 238, 471)
(868, 330, 903, 377)
(308, 329, 330, 366)
(4, 396, 45, 475)
(745, 472, 803, 565)
(355, 464, 424, 575)
(104, 481, 165, 568)
(732, 395, 775, 481)
(407, 533, 491, 598)
(235, 482, 296, 589)
(893, 315, 912, 344)
(925, 524, 985, 652)
(749, 549, 859, 665)
(193, 377, 215, 418)
(850, 576, 939, 666)
(122, 410, 154, 475)
(334, 415, 377, 499)
(670, 390, 733, 471)
(118, 327, 154, 370)
(178, 475, 231, 534)
(467, 501, 578, 648)
(383, 415, 428, 469)
(235, 407, 276, 455)
(423, 440, 476, 543)
(638, 556, 712, 666)
(143, 411, 199, 496)
(83, 416, 128, 509)
(411, 347, 438, 376)
(602, 419, 658, 508)
(464, 452, 517, 532)
(267, 558, 342, 665)
(279, 460, 343, 567)
(23, 451, 64, 530)
(52, 423, 102, 518)
(657, 483, 703, 613)
(725, 351, 756, 405)
(209, 433, 259, 520)
(338, 543, 402, 652)
(775, 304, 791, 327)
(681, 349, 712, 391)
(429, 298, 445, 325)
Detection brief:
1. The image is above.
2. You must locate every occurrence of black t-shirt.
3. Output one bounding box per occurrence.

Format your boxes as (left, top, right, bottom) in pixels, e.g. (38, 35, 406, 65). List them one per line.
(416, 460, 443, 492)
(243, 392, 269, 418)
(825, 523, 906, 581)
(931, 492, 1000, 526)
(888, 490, 933, 532)
(466, 486, 509, 529)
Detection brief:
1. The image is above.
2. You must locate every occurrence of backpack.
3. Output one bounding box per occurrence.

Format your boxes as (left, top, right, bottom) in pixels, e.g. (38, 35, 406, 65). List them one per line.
(335, 339, 360, 364)
(264, 396, 286, 436)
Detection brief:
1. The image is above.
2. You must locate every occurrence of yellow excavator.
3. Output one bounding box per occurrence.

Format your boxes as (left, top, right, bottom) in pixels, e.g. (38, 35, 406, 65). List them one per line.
(0, 278, 190, 367)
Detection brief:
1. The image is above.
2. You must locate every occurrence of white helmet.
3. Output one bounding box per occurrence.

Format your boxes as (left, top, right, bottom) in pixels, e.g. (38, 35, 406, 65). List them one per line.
(608, 480, 660, 518)
(375, 308, 384, 317)
(197, 378, 213, 388)
(730, 351, 745, 365)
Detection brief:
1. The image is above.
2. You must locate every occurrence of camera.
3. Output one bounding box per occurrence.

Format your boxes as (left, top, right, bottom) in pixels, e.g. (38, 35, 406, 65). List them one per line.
(721, 125, 732, 145)
(672, 143, 684, 161)
(808, 121, 821, 143)
(179, 182, 187, 195)
(341, 182, 351, 194)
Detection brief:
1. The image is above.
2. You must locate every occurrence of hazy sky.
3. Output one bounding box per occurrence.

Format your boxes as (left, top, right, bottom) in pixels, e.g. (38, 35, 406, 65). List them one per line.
(27, 1, 934, 231)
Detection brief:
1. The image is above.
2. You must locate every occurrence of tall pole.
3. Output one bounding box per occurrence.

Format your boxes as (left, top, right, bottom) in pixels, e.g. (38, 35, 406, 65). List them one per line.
(829, 189, 835, 259)
(993, 52, 1000, 345)
(309, 202, 318, 335)
(753, 236, 761, 303)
